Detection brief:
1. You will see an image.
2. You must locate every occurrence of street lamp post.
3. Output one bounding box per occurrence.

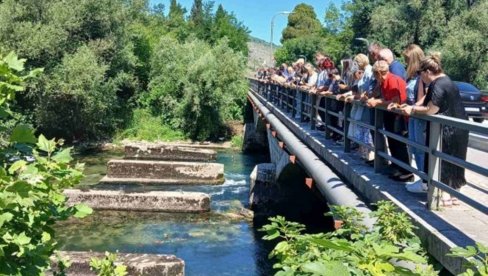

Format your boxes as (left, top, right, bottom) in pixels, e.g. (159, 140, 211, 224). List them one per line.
(270, 11, 292, 66)
(355, 37, 370, 54)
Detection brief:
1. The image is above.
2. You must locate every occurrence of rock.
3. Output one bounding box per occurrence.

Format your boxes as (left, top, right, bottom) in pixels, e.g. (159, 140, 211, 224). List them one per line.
(101, 159, 225, 185)
(125, 143, 217, 162)
(48, 251, 184, 276)
(64, 189, 211, 213)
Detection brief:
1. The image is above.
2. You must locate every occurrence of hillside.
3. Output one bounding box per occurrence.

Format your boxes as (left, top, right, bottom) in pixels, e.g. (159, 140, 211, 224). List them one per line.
(247, 36, 278, 70)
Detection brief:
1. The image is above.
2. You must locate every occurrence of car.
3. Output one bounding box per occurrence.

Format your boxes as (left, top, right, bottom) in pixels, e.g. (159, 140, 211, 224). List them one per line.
(455, 81, 488, 123)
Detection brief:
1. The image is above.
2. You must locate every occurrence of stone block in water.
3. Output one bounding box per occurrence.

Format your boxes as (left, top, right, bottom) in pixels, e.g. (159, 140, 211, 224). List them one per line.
(125, 143, 217, 161)
(49, 251, 184, 276)
(64, 189, 210, 213)
(101, 159, 225, 185)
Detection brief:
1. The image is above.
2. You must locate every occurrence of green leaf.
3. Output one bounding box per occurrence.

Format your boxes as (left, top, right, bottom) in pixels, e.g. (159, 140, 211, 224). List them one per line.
(7, 181, 32, 198)
(73, 204, 93, 218)
(475, 242, 488, 254)
(37, 134, 56, 153)
(8, 160, 27, 174)
(0, 213, 14, 228)
(15, 232, 31, 245)
(0, 81, 24, 91)
(41, 232, 51, 243)
(10, 124, 37, 144)
(311, 238, 354, 252)
(302, 261, 349, 276)
(263, 229, 280, 240)
(4, 52, 26, 71)
(52, 148, 73, 164)
(23, 68, 44, 79)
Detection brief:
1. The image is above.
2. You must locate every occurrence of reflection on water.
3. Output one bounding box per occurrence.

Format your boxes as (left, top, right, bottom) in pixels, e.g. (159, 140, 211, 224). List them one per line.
(58, 149, 272, 276)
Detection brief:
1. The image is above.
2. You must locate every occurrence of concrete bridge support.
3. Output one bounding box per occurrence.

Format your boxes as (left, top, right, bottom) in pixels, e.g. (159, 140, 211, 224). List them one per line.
(246, 91, 375, 229)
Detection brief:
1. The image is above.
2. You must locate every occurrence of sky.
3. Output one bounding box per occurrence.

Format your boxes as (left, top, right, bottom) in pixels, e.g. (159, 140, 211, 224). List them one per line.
(149, 0, 344, 45)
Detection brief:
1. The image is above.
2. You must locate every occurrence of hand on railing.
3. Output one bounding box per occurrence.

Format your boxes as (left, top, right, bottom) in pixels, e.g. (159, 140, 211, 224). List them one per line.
(319, 91, 333, 96)
(359, 92, 369, 103)
(366, 98, 381, 108)
(336, 94, 347, 101)
(399, 105, 414, 116)
(344, 95, 355, 103)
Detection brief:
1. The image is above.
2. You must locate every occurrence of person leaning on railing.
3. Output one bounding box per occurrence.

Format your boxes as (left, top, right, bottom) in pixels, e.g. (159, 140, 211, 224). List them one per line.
(367, 60, 413, 182)
(322, 68, 347, 142)
(352, 54, 375, 162)
(402, 44, 428, 193)
(400, 52, 469, 206)
(313, 57, 331, 130)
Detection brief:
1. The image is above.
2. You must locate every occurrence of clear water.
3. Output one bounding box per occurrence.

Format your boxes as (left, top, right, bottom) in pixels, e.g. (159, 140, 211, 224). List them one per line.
(56, 150, 273, 276)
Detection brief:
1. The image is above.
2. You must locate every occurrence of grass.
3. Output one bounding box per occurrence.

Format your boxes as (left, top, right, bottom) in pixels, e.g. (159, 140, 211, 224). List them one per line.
(230, 134, 243, 149)
(114, 108, 186, 142)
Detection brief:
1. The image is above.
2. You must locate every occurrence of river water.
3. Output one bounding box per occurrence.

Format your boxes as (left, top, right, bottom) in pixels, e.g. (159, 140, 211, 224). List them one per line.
(55, 149, 273, 276)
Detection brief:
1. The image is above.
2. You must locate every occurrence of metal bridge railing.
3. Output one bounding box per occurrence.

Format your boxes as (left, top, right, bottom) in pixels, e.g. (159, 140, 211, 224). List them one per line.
(249, 78, 488, 214)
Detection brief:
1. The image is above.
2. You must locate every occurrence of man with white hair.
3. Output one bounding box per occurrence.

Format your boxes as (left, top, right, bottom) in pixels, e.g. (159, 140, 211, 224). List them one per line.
(378, 48, 406, 80)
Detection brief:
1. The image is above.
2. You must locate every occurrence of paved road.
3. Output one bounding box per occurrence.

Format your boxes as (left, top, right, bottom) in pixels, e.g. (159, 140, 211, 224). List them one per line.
(468, 120, 488, 152)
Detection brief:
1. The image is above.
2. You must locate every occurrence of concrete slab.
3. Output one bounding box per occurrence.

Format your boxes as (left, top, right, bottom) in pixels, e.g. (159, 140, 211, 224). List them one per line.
(125, 143, 217, 161)
(64, 189, 210, 213)
(49, 251, 184, 276)
(103, 159, 224, 185)
(249, 89, 488, 275)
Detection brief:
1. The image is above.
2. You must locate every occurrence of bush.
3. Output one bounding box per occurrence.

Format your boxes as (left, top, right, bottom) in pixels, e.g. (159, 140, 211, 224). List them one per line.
(35, 46, 119, 142)
(143, 36, 247, 141)
(0, 52, 92, 275)
(114, 108, 185, 142)
(261, 201, 436, 275)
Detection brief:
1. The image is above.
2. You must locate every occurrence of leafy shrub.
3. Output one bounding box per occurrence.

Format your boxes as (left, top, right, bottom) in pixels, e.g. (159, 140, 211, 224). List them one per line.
(90, 252, 127, 276)
(0, 52, 93, 275)
(261, 201, 436, 276)
(35, 46, 119, 141)
(448, 243, 488, 276)
(114, 108, 185, 142)
(144, 36, 247, 140)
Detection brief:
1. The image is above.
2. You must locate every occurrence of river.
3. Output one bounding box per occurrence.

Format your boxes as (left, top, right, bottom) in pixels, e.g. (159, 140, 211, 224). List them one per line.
(55, 149, 274, 276)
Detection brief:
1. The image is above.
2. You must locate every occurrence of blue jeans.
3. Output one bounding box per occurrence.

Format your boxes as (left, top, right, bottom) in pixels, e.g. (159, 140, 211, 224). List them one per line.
(408, 118, 426, 171)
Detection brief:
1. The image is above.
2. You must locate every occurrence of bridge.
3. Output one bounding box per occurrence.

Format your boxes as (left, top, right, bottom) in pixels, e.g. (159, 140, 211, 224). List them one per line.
(245, 78, 488, 275)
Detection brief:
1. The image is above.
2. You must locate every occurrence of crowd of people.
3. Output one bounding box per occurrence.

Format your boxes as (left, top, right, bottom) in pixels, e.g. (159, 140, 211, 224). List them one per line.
(256, 43, 469, 207)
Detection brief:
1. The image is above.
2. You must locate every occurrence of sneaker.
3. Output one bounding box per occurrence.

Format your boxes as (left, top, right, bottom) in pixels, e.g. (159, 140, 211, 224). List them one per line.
(406, 180, 428, 193)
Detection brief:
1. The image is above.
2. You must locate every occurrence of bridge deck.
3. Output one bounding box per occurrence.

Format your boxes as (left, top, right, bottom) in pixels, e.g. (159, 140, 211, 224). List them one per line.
(249, 89, 488, 274)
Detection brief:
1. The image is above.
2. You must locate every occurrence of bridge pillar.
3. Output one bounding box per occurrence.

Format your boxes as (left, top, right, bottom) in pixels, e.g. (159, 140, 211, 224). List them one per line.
(242, 102, 268, 153)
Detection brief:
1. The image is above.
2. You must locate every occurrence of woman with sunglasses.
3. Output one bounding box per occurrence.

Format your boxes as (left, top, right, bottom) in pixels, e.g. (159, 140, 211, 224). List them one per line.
(401, 52, 469, 206)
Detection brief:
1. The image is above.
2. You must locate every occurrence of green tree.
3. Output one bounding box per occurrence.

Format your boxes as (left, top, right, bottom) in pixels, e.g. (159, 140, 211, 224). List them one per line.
(211, 4, 250, 55)
(281, 3, 323, 43)
(145, 36, 247, 140)
(167, 0, 189, 41)
(35, 46, 119, 141)
(435, 0, 488, 89)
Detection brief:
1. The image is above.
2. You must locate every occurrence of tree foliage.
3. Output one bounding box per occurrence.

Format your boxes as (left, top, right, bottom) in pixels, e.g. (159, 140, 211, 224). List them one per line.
(0, 0, 250, 142)
(281, 4, 323, 43)
(144, 37, 248, 140)
(340, 0, 487, 89)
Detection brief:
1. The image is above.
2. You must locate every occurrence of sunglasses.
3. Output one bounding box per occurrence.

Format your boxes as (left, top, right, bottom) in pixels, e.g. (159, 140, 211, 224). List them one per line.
(417, 69, 426, 75)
